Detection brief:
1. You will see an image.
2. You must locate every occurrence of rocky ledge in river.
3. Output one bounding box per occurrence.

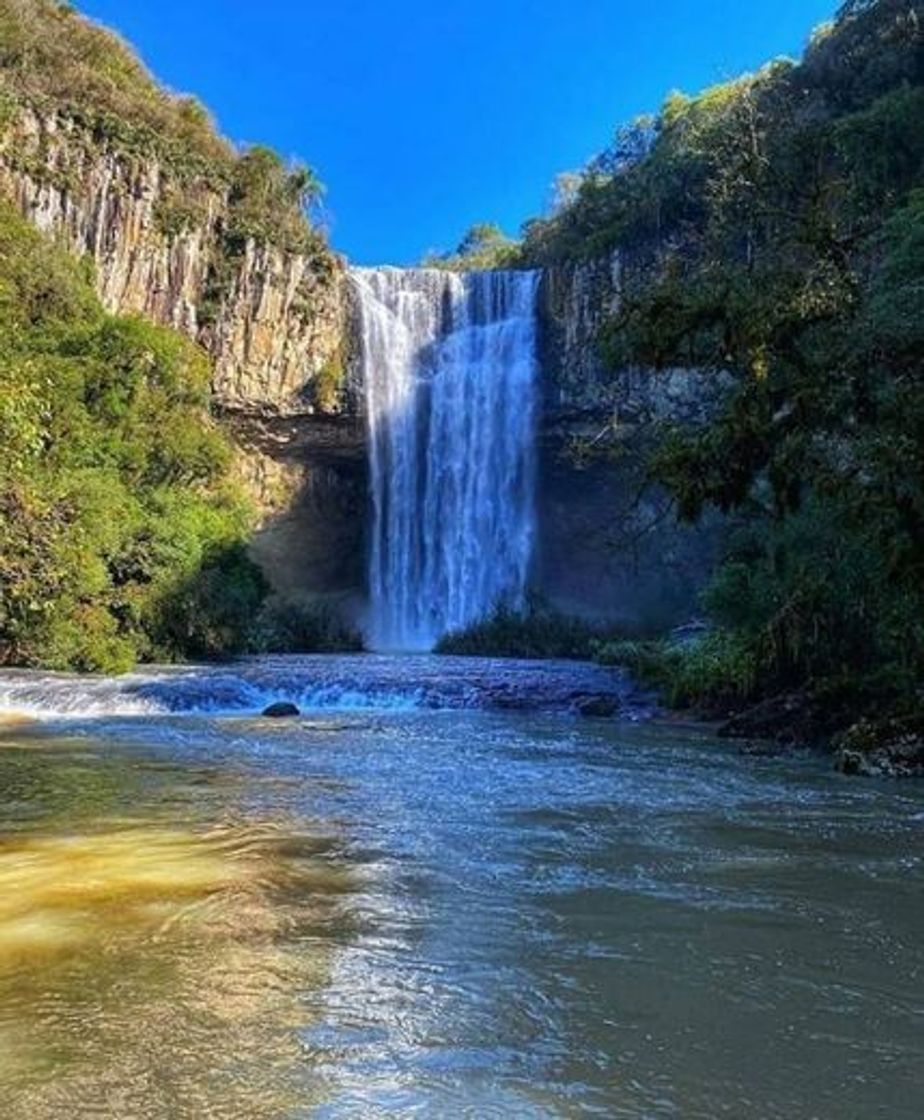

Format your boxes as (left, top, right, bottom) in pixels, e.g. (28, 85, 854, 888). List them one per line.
(717, 693, 924, 778)
(834, 716, 924, 779)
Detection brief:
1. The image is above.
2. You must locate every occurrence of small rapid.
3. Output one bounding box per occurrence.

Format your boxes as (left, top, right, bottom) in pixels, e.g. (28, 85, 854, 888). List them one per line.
(0, 654, 635, 721)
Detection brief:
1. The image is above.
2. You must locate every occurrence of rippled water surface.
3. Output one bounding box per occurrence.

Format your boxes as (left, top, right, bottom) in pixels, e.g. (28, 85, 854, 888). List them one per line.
(0, 656, 922, 1118)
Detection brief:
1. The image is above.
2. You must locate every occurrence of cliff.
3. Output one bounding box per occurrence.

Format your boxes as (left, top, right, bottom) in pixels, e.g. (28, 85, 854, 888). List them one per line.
(0, 97, 720, 629)
(0, 105, 347, 416)
(0, 0, 724, 634)
(538, 249, 727, 425)
(534, 252, 727, 628)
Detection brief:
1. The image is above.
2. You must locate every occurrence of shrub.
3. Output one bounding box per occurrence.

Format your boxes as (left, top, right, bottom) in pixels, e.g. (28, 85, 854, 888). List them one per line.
(0, 202, 266, 671)
(436, 602, 623, 660)
(595, 631, 758, 711)
(249, 595, 363, 654)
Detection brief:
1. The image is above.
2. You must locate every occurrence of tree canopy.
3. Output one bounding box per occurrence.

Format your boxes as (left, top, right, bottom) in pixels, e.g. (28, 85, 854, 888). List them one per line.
(547, 0, 924, 725)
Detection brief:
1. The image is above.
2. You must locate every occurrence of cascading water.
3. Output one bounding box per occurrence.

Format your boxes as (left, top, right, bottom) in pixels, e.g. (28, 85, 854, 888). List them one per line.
(352, 267, 540, 651)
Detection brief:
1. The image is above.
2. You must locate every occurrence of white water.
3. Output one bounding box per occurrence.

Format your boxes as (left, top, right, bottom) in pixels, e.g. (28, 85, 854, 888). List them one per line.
(352, 267, 540, 651)
(0, 655, 632, 720)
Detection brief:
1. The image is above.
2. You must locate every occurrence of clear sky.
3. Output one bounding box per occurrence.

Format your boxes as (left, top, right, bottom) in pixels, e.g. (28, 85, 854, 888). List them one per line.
(76, 0, 837, 265)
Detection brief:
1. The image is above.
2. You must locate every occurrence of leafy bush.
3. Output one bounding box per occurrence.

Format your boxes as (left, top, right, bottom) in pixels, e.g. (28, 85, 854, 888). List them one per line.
(423, 223, 523, 271)
(0, 202, 266, 671)
(436, 602, 623, 660)
(226, 146, 324, 254)
(596, 632, 758, 711)
(249, 595, 363, 654)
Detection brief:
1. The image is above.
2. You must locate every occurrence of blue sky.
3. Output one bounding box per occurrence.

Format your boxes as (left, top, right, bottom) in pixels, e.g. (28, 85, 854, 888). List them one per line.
(77, 0, 837, 265)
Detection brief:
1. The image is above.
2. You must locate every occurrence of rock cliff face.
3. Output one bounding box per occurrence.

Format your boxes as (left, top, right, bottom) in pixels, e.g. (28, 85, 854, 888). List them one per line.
(538, 249, 725, 424)
(535, 252, 728, 629)
(0, 104, 366, 609)
(538, 249, 622, 412)
(0, 106, 346, 415)
(0, 103, 724, 631)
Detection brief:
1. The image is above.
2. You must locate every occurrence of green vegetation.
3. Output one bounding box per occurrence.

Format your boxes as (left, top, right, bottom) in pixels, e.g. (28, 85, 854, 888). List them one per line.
(423, 223, 522, 271)
(0, 200, 268, 670)
(0, 3, 354, 670)
(0, 203, 361, 670)
(249, 595, 362, 654)
(436, 602, 625, 661)
(0, 0, 227, 173)
(595, 633, 758, 712)
(523, 0, 924, 736)
(0, 0, 327, 255)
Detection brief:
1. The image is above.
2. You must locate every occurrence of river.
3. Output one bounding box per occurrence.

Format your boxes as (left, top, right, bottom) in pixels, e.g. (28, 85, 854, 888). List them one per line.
(0, 655, 921, 1118)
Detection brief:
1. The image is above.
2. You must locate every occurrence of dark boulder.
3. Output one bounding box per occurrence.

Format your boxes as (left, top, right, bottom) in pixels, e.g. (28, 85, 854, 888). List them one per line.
(575, 695, 620, 718)
(719, 691, 834, 746)
(262, 701, 300, 718)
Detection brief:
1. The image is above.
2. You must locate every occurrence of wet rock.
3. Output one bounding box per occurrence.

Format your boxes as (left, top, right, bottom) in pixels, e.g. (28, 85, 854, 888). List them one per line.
(719, 691, 836, 746)
(836, 738, 924, 778)
(834, 716, 924, 778)
(575, 695, 620, 718)
(262, 702, 300, 718)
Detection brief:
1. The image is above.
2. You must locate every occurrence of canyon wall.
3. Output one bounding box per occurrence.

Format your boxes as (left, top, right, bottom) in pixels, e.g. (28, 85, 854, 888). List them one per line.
(0, 107, 347, 413)
(0, 104, 365, 607)
(0, 104, 724, 631)
(535, 252, 728, 629)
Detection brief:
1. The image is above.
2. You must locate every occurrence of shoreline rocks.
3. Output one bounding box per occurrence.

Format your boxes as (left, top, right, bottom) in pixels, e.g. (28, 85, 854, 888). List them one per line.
(834, 716, 924, 778)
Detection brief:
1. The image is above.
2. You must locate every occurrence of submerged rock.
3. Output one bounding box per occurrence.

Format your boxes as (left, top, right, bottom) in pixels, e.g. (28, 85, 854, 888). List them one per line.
(574, 695, 620, 718)
(262, 702, 300, 719)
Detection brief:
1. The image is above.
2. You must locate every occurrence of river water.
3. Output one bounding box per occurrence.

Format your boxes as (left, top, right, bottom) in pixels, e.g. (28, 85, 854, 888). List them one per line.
(0, 655, 922, 1118)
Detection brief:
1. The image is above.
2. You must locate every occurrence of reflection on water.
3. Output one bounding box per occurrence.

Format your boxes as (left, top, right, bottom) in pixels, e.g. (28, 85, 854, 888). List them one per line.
(0, 737, 351, 1119)
(0, 681, 923, 1118)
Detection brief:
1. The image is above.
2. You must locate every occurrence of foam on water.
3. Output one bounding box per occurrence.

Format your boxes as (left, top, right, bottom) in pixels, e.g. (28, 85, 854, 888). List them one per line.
(0, 654, 634, 721)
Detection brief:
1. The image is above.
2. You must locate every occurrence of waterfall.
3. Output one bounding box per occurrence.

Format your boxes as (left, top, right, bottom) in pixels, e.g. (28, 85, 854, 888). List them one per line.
(352, 266, 540, 651)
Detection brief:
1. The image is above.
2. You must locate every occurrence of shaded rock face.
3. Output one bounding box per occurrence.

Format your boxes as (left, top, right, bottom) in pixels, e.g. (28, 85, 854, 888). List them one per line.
(537, 250, 728, 422)
(538, 250, 622, 412)
(0, 107, 346, 415)
(535, 432, 725, 631)
(224, 411, 367, 610)
(534, 252, 729, 631)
